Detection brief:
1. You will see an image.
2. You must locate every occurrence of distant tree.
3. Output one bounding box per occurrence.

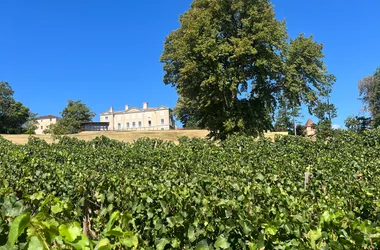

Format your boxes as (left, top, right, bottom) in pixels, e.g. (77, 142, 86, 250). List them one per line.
(0, 81, 31, 134)
(274, 98, 302, 135)
(48, 100, 95, 134)
(274, 103, 292, 132)
(23, 112, 39, 134)
(173, 96, 200, 129)
(344, 115, 361, 132)
(161, 0, 335, 139)
(358, 67, 380, 128)
(295, 124, 306, 136)
(312, 99, 337, 139)
(357, 116, 373, 130)
(345, 115, 372, 132)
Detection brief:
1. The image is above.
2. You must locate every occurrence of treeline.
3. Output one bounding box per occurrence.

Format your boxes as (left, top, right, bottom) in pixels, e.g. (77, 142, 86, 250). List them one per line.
(0, 81, 35, 134)
(0, 81, 94, 135)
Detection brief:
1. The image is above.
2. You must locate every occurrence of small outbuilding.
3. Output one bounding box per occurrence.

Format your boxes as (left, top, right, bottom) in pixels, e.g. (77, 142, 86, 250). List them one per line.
(80, 122, 110, 132)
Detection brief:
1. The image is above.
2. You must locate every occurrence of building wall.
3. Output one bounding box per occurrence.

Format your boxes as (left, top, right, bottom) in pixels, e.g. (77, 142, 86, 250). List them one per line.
(100, 108, 174, 131)
(35, 118, 58, 134)
(306, 126, 315, 137)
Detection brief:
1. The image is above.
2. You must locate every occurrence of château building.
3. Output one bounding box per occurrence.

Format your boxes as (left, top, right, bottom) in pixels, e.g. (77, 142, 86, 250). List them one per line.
(99, 102, 175, 131)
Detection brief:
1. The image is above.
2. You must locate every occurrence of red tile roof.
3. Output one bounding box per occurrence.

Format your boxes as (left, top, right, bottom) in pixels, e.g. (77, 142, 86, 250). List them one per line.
(305, 118, 314, 127)
(36, 115, 61, 120)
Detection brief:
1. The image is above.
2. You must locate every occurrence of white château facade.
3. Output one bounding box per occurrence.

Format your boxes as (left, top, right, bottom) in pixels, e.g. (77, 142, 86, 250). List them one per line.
(99, 102, 175, 131)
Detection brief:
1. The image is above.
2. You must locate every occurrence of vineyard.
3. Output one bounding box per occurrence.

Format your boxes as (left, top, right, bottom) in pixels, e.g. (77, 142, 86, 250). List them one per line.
(0, 131, 379, 249)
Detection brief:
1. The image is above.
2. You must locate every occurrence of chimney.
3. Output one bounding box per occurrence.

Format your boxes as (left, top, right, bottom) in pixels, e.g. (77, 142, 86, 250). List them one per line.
(125, 104, 129, 110)
(143, 102, 148, 110)
(109, 106, 114, 113)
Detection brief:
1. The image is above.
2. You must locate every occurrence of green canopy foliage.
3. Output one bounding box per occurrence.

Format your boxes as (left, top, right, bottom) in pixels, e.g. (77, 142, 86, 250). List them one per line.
(173, 96, 200, 129)
(345, 115, 372, 132)
(0, 81, 31, 134)
(47, 100, 95, 134)
(312, 99, 337, 140)
(161, 0, 335, 139)
(358, 67, 380, 127)
(22, 112, 39, 134)
(273, 97, 302, 134)
(344, 115, 361, 132)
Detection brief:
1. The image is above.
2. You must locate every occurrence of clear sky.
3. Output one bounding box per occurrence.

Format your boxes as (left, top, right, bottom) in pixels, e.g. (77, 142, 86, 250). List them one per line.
(1, 0, 379, 128)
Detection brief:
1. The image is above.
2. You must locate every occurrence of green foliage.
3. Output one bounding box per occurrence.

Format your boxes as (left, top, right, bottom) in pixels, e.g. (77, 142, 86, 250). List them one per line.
(0, 131, 380, 248)
(294, 124, 306, 136)
(161, 0, 335, 139)
(0, 81, 31, 134)
(358, 67, 380, 127)
(274, 97, 302, 134)
(0, 196, 138, 249)
(173, 96, 200, 129)
(47, 100, 95, 135)
(345, 116, 373, 133)
(345, 115, 361, 132)
(23, 112, 39, 134)
(312, 100, 337, 140)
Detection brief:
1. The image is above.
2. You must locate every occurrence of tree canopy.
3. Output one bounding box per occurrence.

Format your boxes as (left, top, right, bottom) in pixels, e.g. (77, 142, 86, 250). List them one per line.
(0, 81, 31, 134)
(47, 100, 95, 134)
(161, 0, 335, 139)
(23, 112, 39, 134)
(312, 99, 337, 139)
(173, 95, 200, 129)
(358, 67, 380, 128)
(273, 97, 302, 135)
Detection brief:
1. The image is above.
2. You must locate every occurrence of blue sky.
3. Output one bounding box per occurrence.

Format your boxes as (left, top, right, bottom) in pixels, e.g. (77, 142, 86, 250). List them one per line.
(1, 1, 379, 128)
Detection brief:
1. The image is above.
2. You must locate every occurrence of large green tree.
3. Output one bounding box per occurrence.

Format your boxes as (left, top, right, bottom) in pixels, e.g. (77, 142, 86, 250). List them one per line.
(48, 100, 95, 134)
(161, 0, 335, 139)
(0, 81, 31, 134)
(358, 67, 380, 127)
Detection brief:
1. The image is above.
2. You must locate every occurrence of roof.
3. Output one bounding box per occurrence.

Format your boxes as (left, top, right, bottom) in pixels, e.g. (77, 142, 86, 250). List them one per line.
(36, 115, 61, 120)
(305, 118, 315, 127)
(99, 105, 170, 116)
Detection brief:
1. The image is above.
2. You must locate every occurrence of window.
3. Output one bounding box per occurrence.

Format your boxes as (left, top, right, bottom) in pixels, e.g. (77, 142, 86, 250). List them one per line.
(41, 126, 43, 130)
(132, 122, 136, 128)
(161, 119, 164, 125)
(126, 122, 130, 128)
(138, 121, 142, 127)
(148, 120, 151, 126)
(161, 128, 164, 130)
(105, 116, 108, 121)
(50, 118, 52, 122)
(118, 123, 121, 130)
